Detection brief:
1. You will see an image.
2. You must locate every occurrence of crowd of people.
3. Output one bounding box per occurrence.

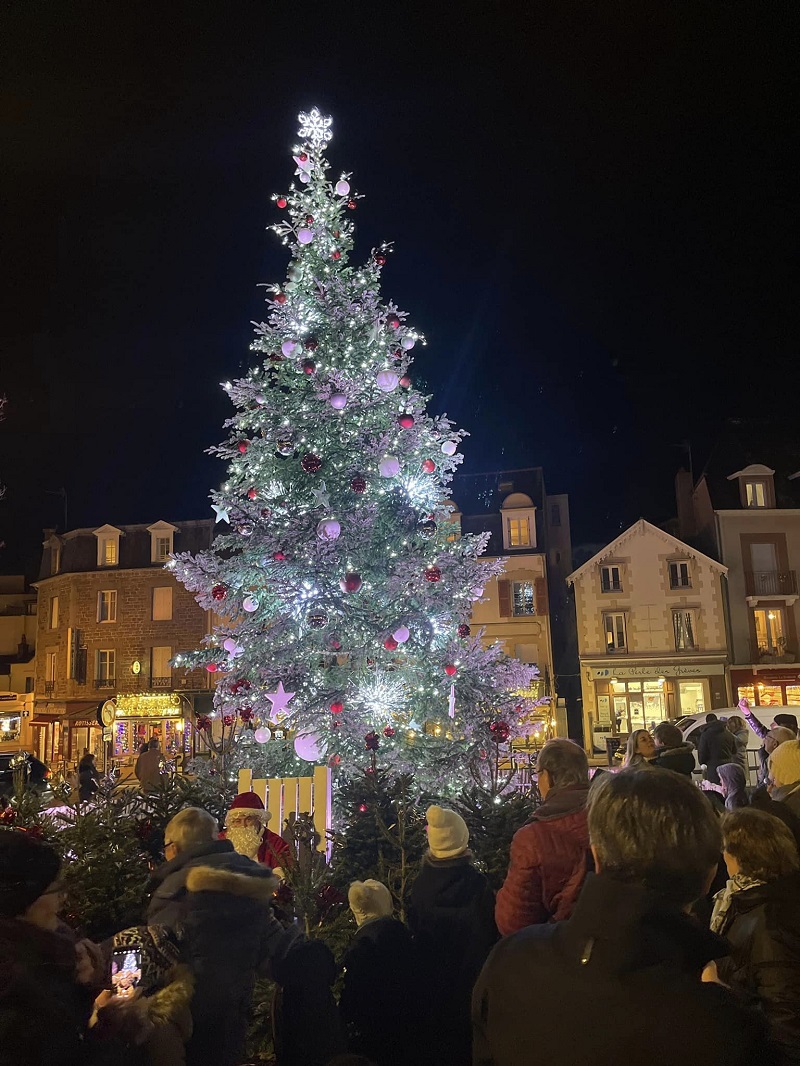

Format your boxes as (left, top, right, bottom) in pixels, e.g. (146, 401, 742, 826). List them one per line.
(2, 697, 800, 1066)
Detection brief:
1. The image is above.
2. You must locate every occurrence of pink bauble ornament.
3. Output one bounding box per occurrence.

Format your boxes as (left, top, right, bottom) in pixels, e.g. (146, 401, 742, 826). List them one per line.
(379, 456, 400, 478)
(392, 625, 410, 644)
(281, 340, 298, 357)
(242, 595, 259, 613)
(254, 726, 272, 743)
(317, 519, 341, 541)
(297, 228, 314, 244)
(401, 336, 415, 350)
(441, 440, 458, 456)
(330, 393, 347, 410)
(335, 179, 351, 196)
(294, 732, 324, 762)
(376, 370, 399, 392)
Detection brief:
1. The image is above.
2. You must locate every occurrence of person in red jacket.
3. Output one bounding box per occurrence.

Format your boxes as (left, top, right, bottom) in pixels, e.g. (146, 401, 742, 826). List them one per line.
(495, 739, 591, 936)
(223, 792, 291, 877)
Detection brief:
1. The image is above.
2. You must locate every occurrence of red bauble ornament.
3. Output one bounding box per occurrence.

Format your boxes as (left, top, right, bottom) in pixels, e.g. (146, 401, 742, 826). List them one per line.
(399, 375, 411, 388)
(272, 550, 286, 561)
(384, 637, 398, 651)
(301, 358, 316, 375)
(330, 701, 344, 715)
(304, 336, 318, 351)
(374, 253, 387, 267)
(305, 213, 313, 222)
(299, 153, 308, 162)
(274, 292, 287, 305)
(301, 453, 323, 473)
(206, 663, 218, 673)
(247, 487, 257, 500)
(341, 572, 362, 593)
(239, 706, 254, 722)
(387, 314, 401, 330)
(261, 508, 271, 518)
(223, 714, 235, 727)
(276, 196, 288, 209)
(332, 250, 341, 260)
(364, 731, 380, 751)
(383, 725, 396, 738)
(211, 584, 227, 602)
(444, 664, 457, 676)
(490, 720, 511, 743)
(424, 566, 442, 583)
(422, 459, 436, 473)
(392, 349, 403, 361)
(458, 623, 471, 638)
(347, 199, 357, 210)
(351, 475, 367, 493)
(398, 414, 415, 429)
(333, 230, 340, 238)
(237, 440, 248, 454)
(330, 638, 342, 650)
(358, 802, 368, 813)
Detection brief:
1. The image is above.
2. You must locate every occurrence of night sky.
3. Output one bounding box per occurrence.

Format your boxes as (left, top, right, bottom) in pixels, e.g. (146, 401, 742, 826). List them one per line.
(2, 3, 797, 576)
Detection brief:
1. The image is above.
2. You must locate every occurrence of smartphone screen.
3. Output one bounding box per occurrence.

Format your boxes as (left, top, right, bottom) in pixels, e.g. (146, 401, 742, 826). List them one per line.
(110, 948, 142, 998)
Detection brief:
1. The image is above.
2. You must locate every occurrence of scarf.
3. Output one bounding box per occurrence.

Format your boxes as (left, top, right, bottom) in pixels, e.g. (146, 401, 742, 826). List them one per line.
(710, 873, 765, 934)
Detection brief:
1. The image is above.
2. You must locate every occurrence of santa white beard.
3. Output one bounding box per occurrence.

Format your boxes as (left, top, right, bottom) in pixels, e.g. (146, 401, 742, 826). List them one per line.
(227, 825, 263, 860)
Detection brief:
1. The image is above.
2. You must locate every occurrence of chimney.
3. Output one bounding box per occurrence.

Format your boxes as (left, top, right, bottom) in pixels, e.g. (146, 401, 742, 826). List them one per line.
(675, 468, 695, 539)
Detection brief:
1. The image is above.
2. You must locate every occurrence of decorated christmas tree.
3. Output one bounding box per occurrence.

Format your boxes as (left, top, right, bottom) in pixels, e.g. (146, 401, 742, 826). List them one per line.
(171, 108, 538, 792)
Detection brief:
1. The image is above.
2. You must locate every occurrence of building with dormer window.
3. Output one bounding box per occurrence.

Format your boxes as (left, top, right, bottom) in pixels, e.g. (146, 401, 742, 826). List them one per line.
(568, 519, 729, 758)
(30, 519, 214, 773)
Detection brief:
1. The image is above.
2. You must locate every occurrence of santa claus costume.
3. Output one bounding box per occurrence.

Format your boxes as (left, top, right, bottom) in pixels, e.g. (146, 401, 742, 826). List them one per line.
(223, 792, 291, 876)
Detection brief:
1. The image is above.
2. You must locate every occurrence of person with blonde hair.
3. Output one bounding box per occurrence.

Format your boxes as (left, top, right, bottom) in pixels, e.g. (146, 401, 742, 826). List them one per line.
(768, 738, 800, 817)
(710, 808, 800, 1059)
(623, 729, 656, 768)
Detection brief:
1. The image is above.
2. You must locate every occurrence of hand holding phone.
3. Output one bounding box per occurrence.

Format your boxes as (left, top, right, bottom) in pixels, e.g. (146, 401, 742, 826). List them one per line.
(110, 948, 142, 999)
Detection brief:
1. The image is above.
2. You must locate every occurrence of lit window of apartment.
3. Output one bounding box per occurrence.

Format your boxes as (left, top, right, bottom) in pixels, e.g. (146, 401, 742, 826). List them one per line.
(600, 565, 622, 593)
(669, 561, 692, 589)
(155, 537, 171, 561)
(673, 609, 698, 650)
(152, 586, 173, 621)
(512, 582, 535, 616)
(507, 517, 531, 547)
(745, 481, 767, 508)
(96, 649, 116, 685)
(97, 590, 117, 623)
(604, 612, 627, 652)
(148, 522, 178, 563)
(102, 538, 118, 565)
(48, 595, 59, 629)
(753, 608, 785, 656)
(151, 646, 172, 688)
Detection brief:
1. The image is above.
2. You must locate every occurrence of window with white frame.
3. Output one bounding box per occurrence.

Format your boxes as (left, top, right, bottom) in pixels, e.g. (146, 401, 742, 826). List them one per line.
(673, 609, 698, 650)
(102, 538, 118, 565)
(152, 586, 173, 621)
(97, 590, 117, 623)
(512, 582, 535, 616)
(600, 565, 622, 593)
(96, 649, 116, 682)
(48, 595, 59, 629)
(669, 560, 692, 589)
(148, 522, 177, 563)
(155, 537, 171, 561)
(507, 517, 531, 547)
(604, 612, 627, 652)
(753, 608, 785, 655)
(745, 481, 767, 508)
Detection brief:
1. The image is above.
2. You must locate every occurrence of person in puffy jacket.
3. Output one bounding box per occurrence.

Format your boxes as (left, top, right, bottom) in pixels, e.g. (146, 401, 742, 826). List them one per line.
(408, 806, 497, 1065)
(495, 739, 591, 936)
(652, 721, 696, 778)
(698, 714, 736, 785)
(712, 807, 800, 1061)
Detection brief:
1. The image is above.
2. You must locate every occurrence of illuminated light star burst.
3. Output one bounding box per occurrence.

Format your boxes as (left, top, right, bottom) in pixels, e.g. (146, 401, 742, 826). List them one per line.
(297, 107, 333, 150)
(356, 671, 407, 718)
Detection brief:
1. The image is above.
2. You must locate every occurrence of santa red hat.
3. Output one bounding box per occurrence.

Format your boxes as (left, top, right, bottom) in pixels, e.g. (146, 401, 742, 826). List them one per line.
(226, 792, 271, 823)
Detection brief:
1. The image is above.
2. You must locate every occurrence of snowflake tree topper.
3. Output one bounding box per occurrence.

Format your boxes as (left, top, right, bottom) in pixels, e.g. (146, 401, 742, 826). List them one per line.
(297, 107, 333, 151)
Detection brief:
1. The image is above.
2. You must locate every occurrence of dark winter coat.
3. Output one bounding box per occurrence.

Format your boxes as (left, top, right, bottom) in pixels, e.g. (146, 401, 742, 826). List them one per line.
(772, 781, 800, 819)
(750, 788, 800, 851)
(179, 863, 283, 1066)
(473, 872, 779, 1066)
(653, 742, 696, 778)
(716, 871, 800, 1062)
(698, 720, 736, 785)
(0, 919, 94, 1066)
(408, 852, 498, 1066)
(272, 938, 345, 1066)
(78, 757, 100, 801)
(339, 917, 417, 1066)
(495, 785, 591, 935)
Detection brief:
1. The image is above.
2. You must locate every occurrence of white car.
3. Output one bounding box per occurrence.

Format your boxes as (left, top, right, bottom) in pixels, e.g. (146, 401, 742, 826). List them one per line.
(676, 706, 797, 786)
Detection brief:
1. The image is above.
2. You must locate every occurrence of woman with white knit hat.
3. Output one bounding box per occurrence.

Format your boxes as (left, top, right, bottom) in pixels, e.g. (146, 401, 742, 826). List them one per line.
(408, 805, 498, 1066)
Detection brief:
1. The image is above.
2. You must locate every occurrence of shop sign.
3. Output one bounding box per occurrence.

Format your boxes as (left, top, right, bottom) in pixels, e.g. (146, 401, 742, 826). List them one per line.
(590, 662, 725, 680)
(114, 693, 183, 719)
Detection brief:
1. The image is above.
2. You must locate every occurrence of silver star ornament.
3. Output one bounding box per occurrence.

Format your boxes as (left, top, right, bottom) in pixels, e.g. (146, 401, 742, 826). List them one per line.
(297, 107, 333, 151)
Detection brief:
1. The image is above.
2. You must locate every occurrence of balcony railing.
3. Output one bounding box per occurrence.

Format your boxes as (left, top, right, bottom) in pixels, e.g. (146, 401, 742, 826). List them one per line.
(750, 641, 798, 664)
(44, 681, 55, 696)
(745, 570, 798, 597)
(95, 678, 117, 690)
(151, 675, 172, 690)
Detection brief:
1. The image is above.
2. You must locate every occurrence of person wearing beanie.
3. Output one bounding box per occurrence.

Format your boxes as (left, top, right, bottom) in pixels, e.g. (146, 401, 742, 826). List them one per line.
(339, 880, 417, 1066)
(0, 832, 97, 1064)
(223, 791, 291, 876)
(407, 806, 497, 1066)
(768, 739, 800, 820)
